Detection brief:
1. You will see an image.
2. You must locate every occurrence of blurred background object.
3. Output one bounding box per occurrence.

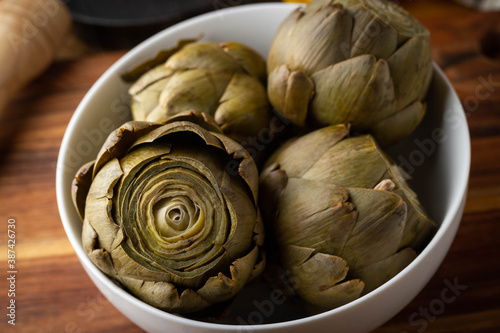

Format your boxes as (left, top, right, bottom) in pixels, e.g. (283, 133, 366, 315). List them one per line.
(66, 0, 276, 50)
(453, 0, 500, 11)
(0, 0, 71, 115)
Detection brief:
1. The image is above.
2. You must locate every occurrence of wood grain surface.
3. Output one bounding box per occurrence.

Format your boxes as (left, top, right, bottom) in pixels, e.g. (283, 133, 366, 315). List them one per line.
(1, 0, 499, 332)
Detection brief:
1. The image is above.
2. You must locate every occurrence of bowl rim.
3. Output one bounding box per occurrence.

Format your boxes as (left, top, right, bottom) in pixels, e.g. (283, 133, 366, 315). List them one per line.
(56, 2, 471, 331)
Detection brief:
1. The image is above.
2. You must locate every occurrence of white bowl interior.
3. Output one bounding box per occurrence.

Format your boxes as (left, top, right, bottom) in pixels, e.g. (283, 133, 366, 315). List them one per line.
(56, 3, 470, 333)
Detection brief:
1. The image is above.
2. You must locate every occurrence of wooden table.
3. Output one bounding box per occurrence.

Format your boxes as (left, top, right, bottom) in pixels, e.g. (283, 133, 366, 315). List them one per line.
(1, 0, 499, 332)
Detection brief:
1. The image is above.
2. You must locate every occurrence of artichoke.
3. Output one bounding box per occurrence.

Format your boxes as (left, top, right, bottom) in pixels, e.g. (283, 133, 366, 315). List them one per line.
(124, 40, 272, 144)
(267, 0, 433, 146)
(260, 124, 436, 309)
(72, 111, 265, 314)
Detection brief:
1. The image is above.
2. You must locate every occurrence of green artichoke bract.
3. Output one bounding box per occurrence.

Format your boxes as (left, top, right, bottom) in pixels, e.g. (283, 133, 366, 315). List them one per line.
(124, 40, 272, 144)
(72, 111, 265, 314)
(267, 0, 433, 146)
(260, 124, 436, 309)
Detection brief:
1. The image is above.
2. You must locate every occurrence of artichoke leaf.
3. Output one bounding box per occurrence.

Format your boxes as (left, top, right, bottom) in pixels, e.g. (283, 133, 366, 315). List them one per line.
(341, 187, 407, 269)
(247, 214, 266, 280)
(130, 121, 222, 151)
(394, 189, 437, 251)
(143, 104, 168, 124)
(347, 58, 396, 130)
(85, 158, 123, 251)
(371, 101, 426, 147)
(165, 42, 241, 73)
(119, 275, 211, 314)
(81, 215, 97, 254)
(72, 160, 94, 220)
(162, 110, 223, 134)
(348, 2, 398, 59)
(381, 163, 437, 250)
(388, 35, 432, 110)
(301, 279, 364, 310)
(359, 0, 429, 44)
(219, 41, 267, 82)
(302, 135, 387, 188)
(112, 241, 228, 289)
(265, 124, 349, 178)
(158, 69, 233, 118)
(282, 245, 364, 309)
(215, 72, 271, 142)
(310, 55, 376, 126)
(128, 65, 174, 96)
(350, 247, 416, 294)
(220, 188, 256, 261)
(285, 2, 352, 74)
(118, 143, 172, 180)
(267, 7, 303, 73)
(283, 245, 349, 286)
(211, 131, 259, 204)
(121, 38, 198, 82)
(267, 64, 314, 127)
(158, 144, 228, 192)
(258, 164, 288, 224)
(82, 218, 117, 277)
(275, 178, 357, 255)
(198, 245, 259, 304)
(93, 121, 162, 178)
(131, 78, 169, 120)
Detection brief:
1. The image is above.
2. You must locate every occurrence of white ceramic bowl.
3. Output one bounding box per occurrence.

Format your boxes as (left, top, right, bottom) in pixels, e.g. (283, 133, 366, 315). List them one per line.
(56, 3, 470, 333)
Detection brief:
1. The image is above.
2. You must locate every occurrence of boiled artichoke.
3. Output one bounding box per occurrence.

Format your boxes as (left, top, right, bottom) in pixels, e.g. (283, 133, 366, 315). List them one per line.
(125, 40, 272, 144)
(260, 124, 436, 309)
(267, 0, 433, 146)
(72, 111, 265, 314)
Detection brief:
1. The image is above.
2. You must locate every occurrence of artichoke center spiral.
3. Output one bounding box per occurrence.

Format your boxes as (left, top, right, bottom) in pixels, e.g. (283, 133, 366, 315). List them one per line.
(153, 196, 199, 237)
(168, 208, 183, 224)
(117, 149, 230, 277)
